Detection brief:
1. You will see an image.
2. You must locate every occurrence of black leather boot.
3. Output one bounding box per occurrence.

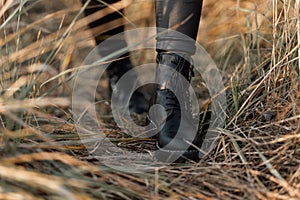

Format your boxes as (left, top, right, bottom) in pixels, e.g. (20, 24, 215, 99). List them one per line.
(107, 56, 148, 114)
(152, 52, 207, 163)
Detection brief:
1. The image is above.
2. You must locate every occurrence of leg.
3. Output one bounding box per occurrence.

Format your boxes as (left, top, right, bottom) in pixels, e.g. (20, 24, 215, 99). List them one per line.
(153, 0, 205, 162)
(82, 0, 125, 45)
(155, 0, 202, 55)
(82, 0, 148, 114)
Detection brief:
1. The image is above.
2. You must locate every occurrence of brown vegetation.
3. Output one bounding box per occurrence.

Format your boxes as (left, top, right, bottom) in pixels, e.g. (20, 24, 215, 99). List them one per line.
(0, 0, 299, 199)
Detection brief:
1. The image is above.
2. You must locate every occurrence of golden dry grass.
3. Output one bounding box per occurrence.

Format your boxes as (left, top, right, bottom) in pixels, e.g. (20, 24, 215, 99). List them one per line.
(0, 0, 299, 199)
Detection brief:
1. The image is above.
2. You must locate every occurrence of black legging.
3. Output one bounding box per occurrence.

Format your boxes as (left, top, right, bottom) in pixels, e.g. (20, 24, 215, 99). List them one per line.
(155, 0, 202, 56)
(82, 0, 125, 45)
(82, 0, 203, 56)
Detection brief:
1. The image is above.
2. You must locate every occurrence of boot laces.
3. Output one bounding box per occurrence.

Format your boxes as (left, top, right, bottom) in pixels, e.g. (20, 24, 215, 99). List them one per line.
(165, 58, 194, 115)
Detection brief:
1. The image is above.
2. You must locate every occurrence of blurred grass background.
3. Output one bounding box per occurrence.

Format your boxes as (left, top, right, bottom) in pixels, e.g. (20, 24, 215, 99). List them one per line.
(0, 0, 299, 199)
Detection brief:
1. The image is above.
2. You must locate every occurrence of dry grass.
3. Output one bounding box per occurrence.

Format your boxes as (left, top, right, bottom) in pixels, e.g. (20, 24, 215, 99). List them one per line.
(0, 0, 299, 199)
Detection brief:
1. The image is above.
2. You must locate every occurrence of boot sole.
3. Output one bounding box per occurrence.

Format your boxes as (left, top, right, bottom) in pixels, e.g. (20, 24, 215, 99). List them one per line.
(155, 143, 200, 163)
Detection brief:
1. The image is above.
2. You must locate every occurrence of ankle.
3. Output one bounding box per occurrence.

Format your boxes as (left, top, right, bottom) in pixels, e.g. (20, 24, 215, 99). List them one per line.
(156, 52, 194, 83)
